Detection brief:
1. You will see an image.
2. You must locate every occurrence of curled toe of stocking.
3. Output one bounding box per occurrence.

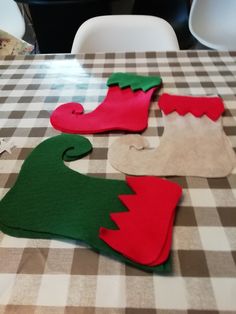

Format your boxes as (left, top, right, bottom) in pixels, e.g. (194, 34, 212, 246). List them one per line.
(50, 102, 84, 133)
(127, 135, 149, 151)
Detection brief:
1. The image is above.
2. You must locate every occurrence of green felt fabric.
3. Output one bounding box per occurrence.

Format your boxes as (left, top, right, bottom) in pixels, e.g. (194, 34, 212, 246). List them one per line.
(107, 72, 162, 92)
(0, 134, 170, 272)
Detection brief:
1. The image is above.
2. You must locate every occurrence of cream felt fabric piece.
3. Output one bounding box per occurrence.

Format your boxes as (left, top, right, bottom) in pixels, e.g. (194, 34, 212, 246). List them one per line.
(108, 112, 236, 178)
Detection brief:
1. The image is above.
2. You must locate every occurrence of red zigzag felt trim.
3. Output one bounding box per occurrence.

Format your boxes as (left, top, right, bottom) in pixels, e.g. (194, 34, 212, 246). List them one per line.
(99, 176, 182, 266)
(158, 93, 225, 121)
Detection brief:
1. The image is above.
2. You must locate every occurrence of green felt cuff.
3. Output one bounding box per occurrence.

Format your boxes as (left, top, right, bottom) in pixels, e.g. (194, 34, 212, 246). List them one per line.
(107, 72, 162, 91)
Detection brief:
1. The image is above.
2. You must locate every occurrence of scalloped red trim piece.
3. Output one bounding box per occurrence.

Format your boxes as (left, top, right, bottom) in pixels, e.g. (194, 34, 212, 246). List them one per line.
(158, 93, 225, 121)
(99, 176, 182, 266)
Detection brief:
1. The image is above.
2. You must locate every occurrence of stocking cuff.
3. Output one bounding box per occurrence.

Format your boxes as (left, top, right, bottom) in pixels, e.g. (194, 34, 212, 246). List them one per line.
(158, 93, 225, 121)
(99, 176, 182, 266)
(107, 72, 162, 91)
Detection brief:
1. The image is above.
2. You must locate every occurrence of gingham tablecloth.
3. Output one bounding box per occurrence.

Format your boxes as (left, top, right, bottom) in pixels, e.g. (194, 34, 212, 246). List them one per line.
(0, 51, 236, 314)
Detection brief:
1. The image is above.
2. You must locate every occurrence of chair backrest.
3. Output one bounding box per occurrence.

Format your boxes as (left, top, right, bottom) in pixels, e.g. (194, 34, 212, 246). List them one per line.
(0, 0, 25, 39)
(189, 0, 236, 50)
(132, 0, 194, 49)
(71, 15, 180, 53)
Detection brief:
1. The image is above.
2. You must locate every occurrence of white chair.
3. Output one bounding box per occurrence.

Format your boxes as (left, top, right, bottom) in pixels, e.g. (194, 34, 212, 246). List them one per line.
(0, 0, 25, 39)
(71, 15, 180, 53)
(189, 0, 236, 50)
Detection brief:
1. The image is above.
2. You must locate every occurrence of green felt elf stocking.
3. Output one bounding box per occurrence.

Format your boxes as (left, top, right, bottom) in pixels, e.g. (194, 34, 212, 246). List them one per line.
(0, 134, 171, 272)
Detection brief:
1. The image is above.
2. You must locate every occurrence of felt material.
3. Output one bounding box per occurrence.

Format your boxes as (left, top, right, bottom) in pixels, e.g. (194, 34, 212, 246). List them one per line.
(107, 72, 162, 91)
(0, 133, 170, 273)
(108, 96, 236, 177)
(50, 72, 162, 134)
(99, 176, 182, 266)
(159, 93, 225, 121)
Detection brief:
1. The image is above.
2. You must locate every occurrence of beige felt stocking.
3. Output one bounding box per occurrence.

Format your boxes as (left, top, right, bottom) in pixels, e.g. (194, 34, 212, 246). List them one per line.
(108, 94, 236, 178)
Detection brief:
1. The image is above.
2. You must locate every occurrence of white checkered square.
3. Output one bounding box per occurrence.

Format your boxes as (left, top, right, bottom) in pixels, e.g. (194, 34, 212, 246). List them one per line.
(0, 160, 23, 174)
(9, 274, 41, 305)
(153, 276, 188, 310)
(211, 278, 236, 311)
(189, 189, 216, 207)
(224, 227, 236, 250)
(0, 274, 16, 305)
(95, 275, 126, 308)
(37, 275, 70, 306)
(0, 235, 28, 248)
(199, 227, 231, 251)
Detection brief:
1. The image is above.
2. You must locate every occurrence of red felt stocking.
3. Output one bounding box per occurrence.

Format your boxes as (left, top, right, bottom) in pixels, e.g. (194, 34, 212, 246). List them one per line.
(50, 73, 162, 134)
(99, 176, 182, 266)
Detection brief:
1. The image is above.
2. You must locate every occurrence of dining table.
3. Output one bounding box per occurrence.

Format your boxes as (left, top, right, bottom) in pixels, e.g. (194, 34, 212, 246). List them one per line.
(0, 50, 236, 314)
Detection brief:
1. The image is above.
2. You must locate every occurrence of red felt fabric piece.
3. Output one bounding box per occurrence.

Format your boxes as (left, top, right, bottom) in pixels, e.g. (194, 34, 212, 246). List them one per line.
(50, 86, 157, 134)
(148, 213, 175, 266)
(99, 176, 182, 266)
(158, 93, 224, 121)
